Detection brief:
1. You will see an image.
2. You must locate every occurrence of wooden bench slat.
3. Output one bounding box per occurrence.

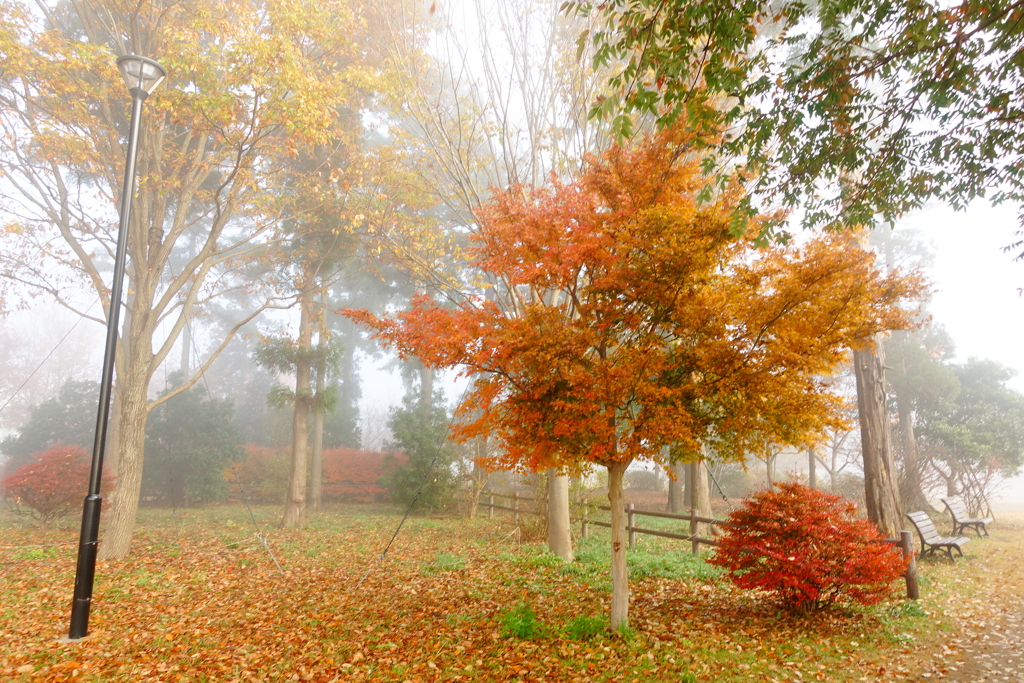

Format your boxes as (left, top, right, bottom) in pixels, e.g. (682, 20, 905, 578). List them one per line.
(906, 511, 970, 561)
(940, 496, 992, 537)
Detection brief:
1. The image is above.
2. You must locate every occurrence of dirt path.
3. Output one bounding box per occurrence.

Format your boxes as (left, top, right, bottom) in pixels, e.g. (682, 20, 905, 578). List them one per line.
(907, 514, 1024, 682)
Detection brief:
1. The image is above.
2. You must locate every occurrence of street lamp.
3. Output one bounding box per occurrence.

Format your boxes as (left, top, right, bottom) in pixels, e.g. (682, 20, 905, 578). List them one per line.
(67, 55, 166, 641)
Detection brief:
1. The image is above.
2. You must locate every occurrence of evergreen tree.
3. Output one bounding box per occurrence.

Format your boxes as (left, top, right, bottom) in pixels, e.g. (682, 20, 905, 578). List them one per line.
(1, 380, 98, 475)
(142, 377, 244, 506)
(381, 391, 457, 512)
(917, 358, 1024, 513)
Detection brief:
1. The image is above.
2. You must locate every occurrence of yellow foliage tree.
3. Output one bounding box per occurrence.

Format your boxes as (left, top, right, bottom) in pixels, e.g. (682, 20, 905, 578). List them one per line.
(0, 0, 416, 558)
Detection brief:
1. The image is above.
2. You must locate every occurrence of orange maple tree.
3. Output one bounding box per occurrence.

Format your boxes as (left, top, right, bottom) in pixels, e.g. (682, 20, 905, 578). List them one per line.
(343, 127, 925, 629)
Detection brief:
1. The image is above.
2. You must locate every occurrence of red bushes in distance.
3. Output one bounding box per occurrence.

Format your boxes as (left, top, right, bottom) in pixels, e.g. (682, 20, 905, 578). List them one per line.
(2, 444, 107, 527)
(710, 482, 908, 612)
(321, 447, 405, 503)
(228, 446, 405, 504)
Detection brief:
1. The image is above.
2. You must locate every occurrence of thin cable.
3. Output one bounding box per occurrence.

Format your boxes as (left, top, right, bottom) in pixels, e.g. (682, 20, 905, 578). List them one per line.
(185, 317, 284, 575)
(703, 460, 734, 507)
(0, 315, 86, 417)
(354, 379, 472, 591)
(159, 344, 178, 515)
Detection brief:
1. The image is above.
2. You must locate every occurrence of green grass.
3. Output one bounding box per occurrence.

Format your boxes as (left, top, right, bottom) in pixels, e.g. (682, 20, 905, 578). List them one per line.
(11, 546, 57, 561)
(564, 614, 607, 640)
(568, 534, 722, 581)
(420, 551, 466, 575)
(0, 502, 984, 683)
(499, 603, 544, 640)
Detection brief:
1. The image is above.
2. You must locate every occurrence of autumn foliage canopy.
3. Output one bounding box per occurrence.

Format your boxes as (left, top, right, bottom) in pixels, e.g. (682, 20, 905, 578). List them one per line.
(345, 128, 924, 473)
(709, 483, 909, 611)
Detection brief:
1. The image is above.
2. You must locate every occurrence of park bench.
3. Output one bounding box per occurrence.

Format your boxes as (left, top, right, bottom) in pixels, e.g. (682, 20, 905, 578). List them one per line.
(906, 510, 969, 561)
(940, 496, 993, 537)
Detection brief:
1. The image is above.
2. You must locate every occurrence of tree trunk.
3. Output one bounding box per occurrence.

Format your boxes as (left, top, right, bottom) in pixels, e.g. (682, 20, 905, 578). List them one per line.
(419, 361, 433, 413)
(283, 292, 313, 529)
(896, 394, 929, 508)
(683, 460, 694, 509)
(179, 233, 195, 376)
(891, 337, 930, 511)
(854, 340, 903, 537)
(340, 335, 358, 427)
(808, 447, 817, 489)
(179, 313, 190, 375)
(104, 389, 122, 503)
(881, 236, 929, 512)
(667, 457, 685, 513)
(311, 288, 326, 512)
(607, 460, 630, 631)
(97, 364, 149, 560)
(465, 436, 489, 519)
(311, 375, 323, 512)
(692, 457, 713, 539)
(104, 289, 134, 501)
(98, 282, 153, 560)
(547, 470, 573, 562)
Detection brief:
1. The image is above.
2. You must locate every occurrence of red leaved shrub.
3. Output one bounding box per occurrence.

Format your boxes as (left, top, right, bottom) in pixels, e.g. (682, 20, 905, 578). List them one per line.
(709, 482, 908, 612)
(321, 447, 405, 503)
(228, 446, 406, 504)
(228, 446, 291, 503)
(2, 444, 107, 527)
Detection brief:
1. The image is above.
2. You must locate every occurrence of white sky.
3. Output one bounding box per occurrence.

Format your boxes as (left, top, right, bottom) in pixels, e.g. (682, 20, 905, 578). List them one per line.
(905, 200, 1024, 507)
(906, 201, 1023, 393)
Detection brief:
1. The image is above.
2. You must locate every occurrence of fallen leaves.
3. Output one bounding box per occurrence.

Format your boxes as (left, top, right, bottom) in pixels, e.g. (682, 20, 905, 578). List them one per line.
(1, 505, 1022, 682)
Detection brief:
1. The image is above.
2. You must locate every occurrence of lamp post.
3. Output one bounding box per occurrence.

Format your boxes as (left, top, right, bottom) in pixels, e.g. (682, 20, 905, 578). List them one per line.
(67, 55, 166, 641)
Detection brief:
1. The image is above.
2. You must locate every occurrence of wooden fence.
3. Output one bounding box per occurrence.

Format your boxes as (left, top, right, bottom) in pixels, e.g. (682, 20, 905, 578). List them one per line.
(475, 490, 731, 553)
(475, 489, 920, 600)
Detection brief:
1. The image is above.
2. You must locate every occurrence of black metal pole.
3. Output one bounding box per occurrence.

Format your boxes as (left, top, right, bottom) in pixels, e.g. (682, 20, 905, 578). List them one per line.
(67, 87, 148, 640)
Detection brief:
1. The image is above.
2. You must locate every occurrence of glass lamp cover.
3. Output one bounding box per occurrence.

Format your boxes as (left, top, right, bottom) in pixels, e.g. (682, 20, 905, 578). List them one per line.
(116, 55, 167, 96)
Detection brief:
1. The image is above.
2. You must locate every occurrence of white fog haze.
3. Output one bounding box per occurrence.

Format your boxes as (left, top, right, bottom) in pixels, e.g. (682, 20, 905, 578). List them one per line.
(912, 201, 1024, 509)
(7, 1, 1024, 675)
(2, 201, 1022, 505)
(914, 201, 1023, 393)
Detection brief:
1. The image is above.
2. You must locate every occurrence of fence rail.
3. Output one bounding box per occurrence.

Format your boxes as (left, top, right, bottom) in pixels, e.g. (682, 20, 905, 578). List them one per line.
(472, 489, 920, 599)
(475, 491, 729, 553)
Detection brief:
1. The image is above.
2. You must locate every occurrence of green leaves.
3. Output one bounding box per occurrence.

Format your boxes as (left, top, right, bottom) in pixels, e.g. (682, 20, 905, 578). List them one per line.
(499, 603, 545, 640)
(143, 380, 243, 506)
(582, 0, 1024, 254)
(253, 336, 342, 376)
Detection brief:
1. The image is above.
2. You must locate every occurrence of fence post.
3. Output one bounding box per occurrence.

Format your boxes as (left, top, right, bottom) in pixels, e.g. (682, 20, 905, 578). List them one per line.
(627, 503, 635, 549)
(900, 530, 920, 600)
(690, 508, 699, 555)
(513, 492, 519, 524)
(488, 494, 494, 518)
(582, 517, 589, 539)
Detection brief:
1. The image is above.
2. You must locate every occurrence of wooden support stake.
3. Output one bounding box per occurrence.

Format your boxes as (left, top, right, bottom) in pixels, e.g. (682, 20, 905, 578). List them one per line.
(513, 492, 519, 524)
(690, 507, 699, 555)
(627, 503, 635, 549)
(900, 530, 920, 600)
(488, 494, 494, 519)
(582, 519, 589, 539)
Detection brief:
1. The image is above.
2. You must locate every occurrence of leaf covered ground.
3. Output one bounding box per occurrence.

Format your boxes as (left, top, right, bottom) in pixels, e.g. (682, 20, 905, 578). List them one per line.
(1, 504, 1020, 682)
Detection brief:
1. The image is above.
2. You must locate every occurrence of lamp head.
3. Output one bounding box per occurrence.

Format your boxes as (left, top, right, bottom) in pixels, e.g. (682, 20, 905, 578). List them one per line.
(116, 55, 166, 97)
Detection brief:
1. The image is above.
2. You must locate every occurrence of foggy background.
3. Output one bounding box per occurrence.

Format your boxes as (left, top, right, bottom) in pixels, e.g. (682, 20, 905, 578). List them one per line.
(1, 185, 1021, 508)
